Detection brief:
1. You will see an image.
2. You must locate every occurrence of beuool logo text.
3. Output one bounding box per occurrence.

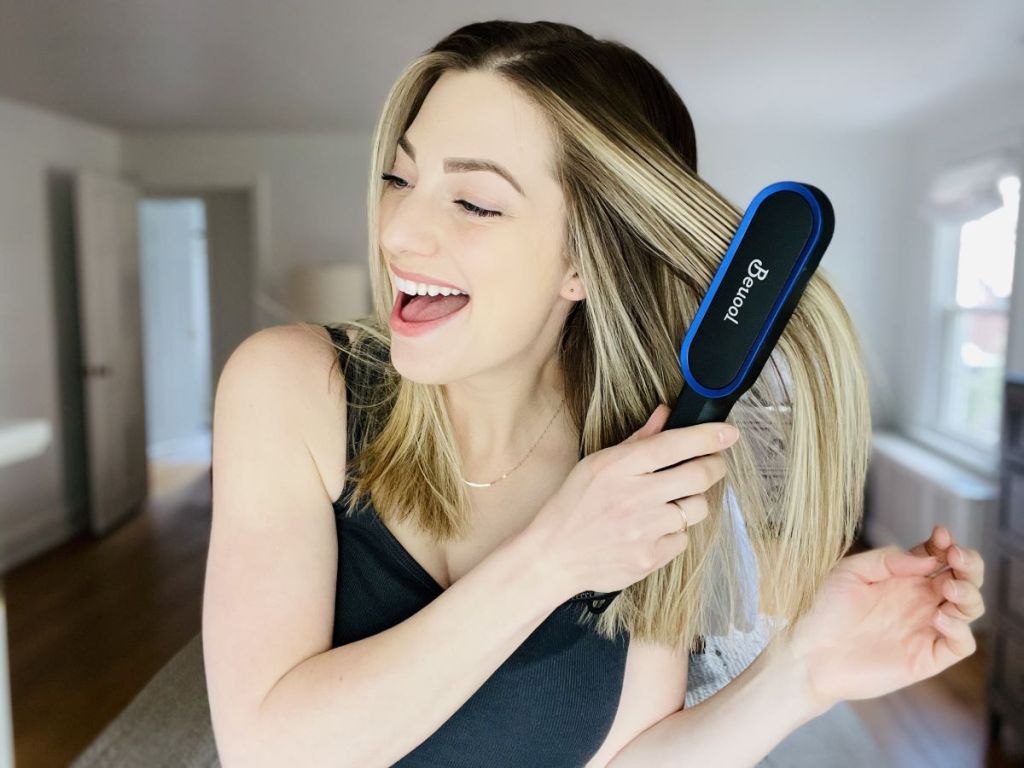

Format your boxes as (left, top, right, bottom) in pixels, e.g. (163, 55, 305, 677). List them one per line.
(723, 259, 770, 326)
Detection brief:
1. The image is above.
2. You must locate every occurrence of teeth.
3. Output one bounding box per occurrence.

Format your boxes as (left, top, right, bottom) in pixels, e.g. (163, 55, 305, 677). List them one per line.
(394, 275, 466, 297)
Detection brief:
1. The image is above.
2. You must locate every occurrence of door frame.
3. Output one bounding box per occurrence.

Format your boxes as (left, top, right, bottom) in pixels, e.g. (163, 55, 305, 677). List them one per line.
(130, 174, 273, 330)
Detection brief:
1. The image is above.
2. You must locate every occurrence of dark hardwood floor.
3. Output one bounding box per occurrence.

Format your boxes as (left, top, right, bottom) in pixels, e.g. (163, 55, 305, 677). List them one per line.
(4, 467, 1019, 766)
(6, 463, 211, 768)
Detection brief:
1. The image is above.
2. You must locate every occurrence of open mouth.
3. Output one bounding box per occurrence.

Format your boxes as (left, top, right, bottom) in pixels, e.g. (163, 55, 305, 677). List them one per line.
(396, 289, 471, 324)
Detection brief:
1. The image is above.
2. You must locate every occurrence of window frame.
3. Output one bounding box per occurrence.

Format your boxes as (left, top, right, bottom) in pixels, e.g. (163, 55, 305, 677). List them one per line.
(910, 154, 1021, 479)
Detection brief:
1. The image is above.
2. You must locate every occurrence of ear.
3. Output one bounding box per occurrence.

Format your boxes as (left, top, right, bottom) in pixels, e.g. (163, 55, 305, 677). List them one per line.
(561, 271, 586, 302)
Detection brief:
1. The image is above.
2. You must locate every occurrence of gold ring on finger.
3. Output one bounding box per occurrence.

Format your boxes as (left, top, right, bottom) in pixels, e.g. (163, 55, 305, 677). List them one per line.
(671, 498, 689, 534)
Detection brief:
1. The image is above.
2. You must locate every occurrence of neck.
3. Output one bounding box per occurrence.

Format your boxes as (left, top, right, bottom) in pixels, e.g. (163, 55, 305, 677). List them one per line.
(444, 354, 574, 480)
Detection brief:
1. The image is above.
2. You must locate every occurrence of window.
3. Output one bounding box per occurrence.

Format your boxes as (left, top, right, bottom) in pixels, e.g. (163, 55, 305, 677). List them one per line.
(932, 169, 1019, 450)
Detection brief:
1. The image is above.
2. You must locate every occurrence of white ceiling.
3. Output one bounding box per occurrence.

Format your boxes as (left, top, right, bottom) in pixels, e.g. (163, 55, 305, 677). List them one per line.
(0, 0, 1022, 133)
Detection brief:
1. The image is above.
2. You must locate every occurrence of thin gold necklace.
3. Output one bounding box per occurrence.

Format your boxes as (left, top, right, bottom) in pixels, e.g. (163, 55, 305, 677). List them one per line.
(462, 397, 566, 488)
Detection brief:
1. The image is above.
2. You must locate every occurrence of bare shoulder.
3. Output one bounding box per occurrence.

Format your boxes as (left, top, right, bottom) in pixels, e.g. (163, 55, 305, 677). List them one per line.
(218, 322, 352, 502)
(224, 321, 340, 375)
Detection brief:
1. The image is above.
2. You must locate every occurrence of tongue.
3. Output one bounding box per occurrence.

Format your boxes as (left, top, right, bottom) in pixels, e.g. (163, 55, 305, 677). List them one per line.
(401, 293, 470, 322)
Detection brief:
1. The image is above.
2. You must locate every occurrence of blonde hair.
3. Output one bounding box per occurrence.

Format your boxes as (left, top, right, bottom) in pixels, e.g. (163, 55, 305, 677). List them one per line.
(318, 20, 872, 653)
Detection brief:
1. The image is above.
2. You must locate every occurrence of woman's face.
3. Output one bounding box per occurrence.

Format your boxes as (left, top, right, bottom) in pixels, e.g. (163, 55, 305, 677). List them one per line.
(379, 69, 581, 384)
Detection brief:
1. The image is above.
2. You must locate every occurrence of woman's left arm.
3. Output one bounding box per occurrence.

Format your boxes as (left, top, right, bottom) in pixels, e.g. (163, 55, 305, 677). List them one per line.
(605, 631, 827, 767)
(607, 527, 985, 768)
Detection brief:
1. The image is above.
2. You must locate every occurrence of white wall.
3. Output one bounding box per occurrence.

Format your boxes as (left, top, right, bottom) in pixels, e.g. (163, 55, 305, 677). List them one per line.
(0, 96, 122, 569)
(695, 117, 910, 428)
(123, 133, 373, 329)
(201, 189, 258, 391)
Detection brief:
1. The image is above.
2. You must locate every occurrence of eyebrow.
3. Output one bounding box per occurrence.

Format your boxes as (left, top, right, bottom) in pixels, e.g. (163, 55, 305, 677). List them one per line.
(397, 134, 525, 197)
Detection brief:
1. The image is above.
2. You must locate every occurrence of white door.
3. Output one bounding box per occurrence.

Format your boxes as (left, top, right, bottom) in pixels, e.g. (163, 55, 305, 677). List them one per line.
(74, 171, 149, 535)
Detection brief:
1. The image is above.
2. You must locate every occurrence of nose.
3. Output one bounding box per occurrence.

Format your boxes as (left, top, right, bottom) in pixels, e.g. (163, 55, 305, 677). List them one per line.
(379, 184, 440, 260)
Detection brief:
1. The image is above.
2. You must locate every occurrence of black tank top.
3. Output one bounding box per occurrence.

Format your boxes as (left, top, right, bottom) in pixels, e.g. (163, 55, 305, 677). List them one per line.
(322, 324, 630, 767)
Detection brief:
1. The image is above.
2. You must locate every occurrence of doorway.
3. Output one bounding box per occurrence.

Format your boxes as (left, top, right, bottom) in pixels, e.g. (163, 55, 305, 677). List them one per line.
(138, 188, 255, 495)
(138, 197, 212, 463)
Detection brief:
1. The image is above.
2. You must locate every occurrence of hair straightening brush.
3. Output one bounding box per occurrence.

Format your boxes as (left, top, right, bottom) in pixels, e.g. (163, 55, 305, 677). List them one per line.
(566, 181, 836, 615)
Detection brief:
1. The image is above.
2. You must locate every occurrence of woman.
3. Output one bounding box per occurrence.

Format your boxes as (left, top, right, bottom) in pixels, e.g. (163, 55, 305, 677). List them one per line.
(203, 20, 986, 768)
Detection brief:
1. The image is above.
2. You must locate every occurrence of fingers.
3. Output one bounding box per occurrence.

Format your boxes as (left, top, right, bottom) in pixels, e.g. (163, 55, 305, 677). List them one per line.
(652, 527, 689, 570)
(935, 576, 986, 623)
(910, 525, 952, 561)
(620, 421, 737, 476)
(912, 526, 984, 668)
(640, 453, 727, 510)
(931, 603, 978, 669)
(657, 494, 710, 534)
(624, 404, 670, 444)
(839, 545, 939, 583)
(910, 526, 985, 591)
(948, 543, 985, 590)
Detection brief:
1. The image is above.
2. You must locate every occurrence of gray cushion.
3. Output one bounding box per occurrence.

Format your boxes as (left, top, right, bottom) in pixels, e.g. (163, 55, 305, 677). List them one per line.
(71, 626, 887, 767)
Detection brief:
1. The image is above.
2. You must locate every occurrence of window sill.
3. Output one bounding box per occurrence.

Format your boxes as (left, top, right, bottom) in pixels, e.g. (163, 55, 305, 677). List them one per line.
(901, 424, 1000, 481)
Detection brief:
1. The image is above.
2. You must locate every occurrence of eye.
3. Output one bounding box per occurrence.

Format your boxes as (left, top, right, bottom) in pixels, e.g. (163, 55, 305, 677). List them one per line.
(381, 172, 409, 190)
(380, 173, 502, 219)
(454, 199, 501, 218)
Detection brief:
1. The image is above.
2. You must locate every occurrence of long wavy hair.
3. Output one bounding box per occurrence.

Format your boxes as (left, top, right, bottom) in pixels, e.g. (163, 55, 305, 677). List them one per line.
(314, 19, 872, 652)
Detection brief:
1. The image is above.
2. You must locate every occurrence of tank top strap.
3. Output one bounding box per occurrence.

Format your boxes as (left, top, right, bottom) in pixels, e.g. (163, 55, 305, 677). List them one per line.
(323, 323, 353, 375)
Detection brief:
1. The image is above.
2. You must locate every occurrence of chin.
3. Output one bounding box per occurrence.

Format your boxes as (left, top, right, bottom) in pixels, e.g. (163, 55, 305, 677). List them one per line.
(389, 346, 458, 386)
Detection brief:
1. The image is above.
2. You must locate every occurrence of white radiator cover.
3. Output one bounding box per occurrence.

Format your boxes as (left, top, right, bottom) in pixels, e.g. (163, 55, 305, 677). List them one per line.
(865, 431, 999, 632)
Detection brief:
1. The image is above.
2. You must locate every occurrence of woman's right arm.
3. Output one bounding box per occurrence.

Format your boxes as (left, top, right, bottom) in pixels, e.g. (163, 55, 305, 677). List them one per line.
(203, 325, 568, 768)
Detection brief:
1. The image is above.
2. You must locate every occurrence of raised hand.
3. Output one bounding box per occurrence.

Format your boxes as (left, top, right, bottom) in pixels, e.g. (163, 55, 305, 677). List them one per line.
(784, 536, 985, 714)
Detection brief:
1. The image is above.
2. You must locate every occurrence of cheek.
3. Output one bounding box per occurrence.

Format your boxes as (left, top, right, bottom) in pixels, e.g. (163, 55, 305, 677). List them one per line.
(377, 198, 396, 235)
(472, 233, 561, 312)
(472, 269, 560, 334)
(469, 245, 530, 302)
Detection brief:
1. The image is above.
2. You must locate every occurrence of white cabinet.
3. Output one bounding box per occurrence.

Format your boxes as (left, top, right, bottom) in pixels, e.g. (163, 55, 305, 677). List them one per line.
(0, 417, 53, 768)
